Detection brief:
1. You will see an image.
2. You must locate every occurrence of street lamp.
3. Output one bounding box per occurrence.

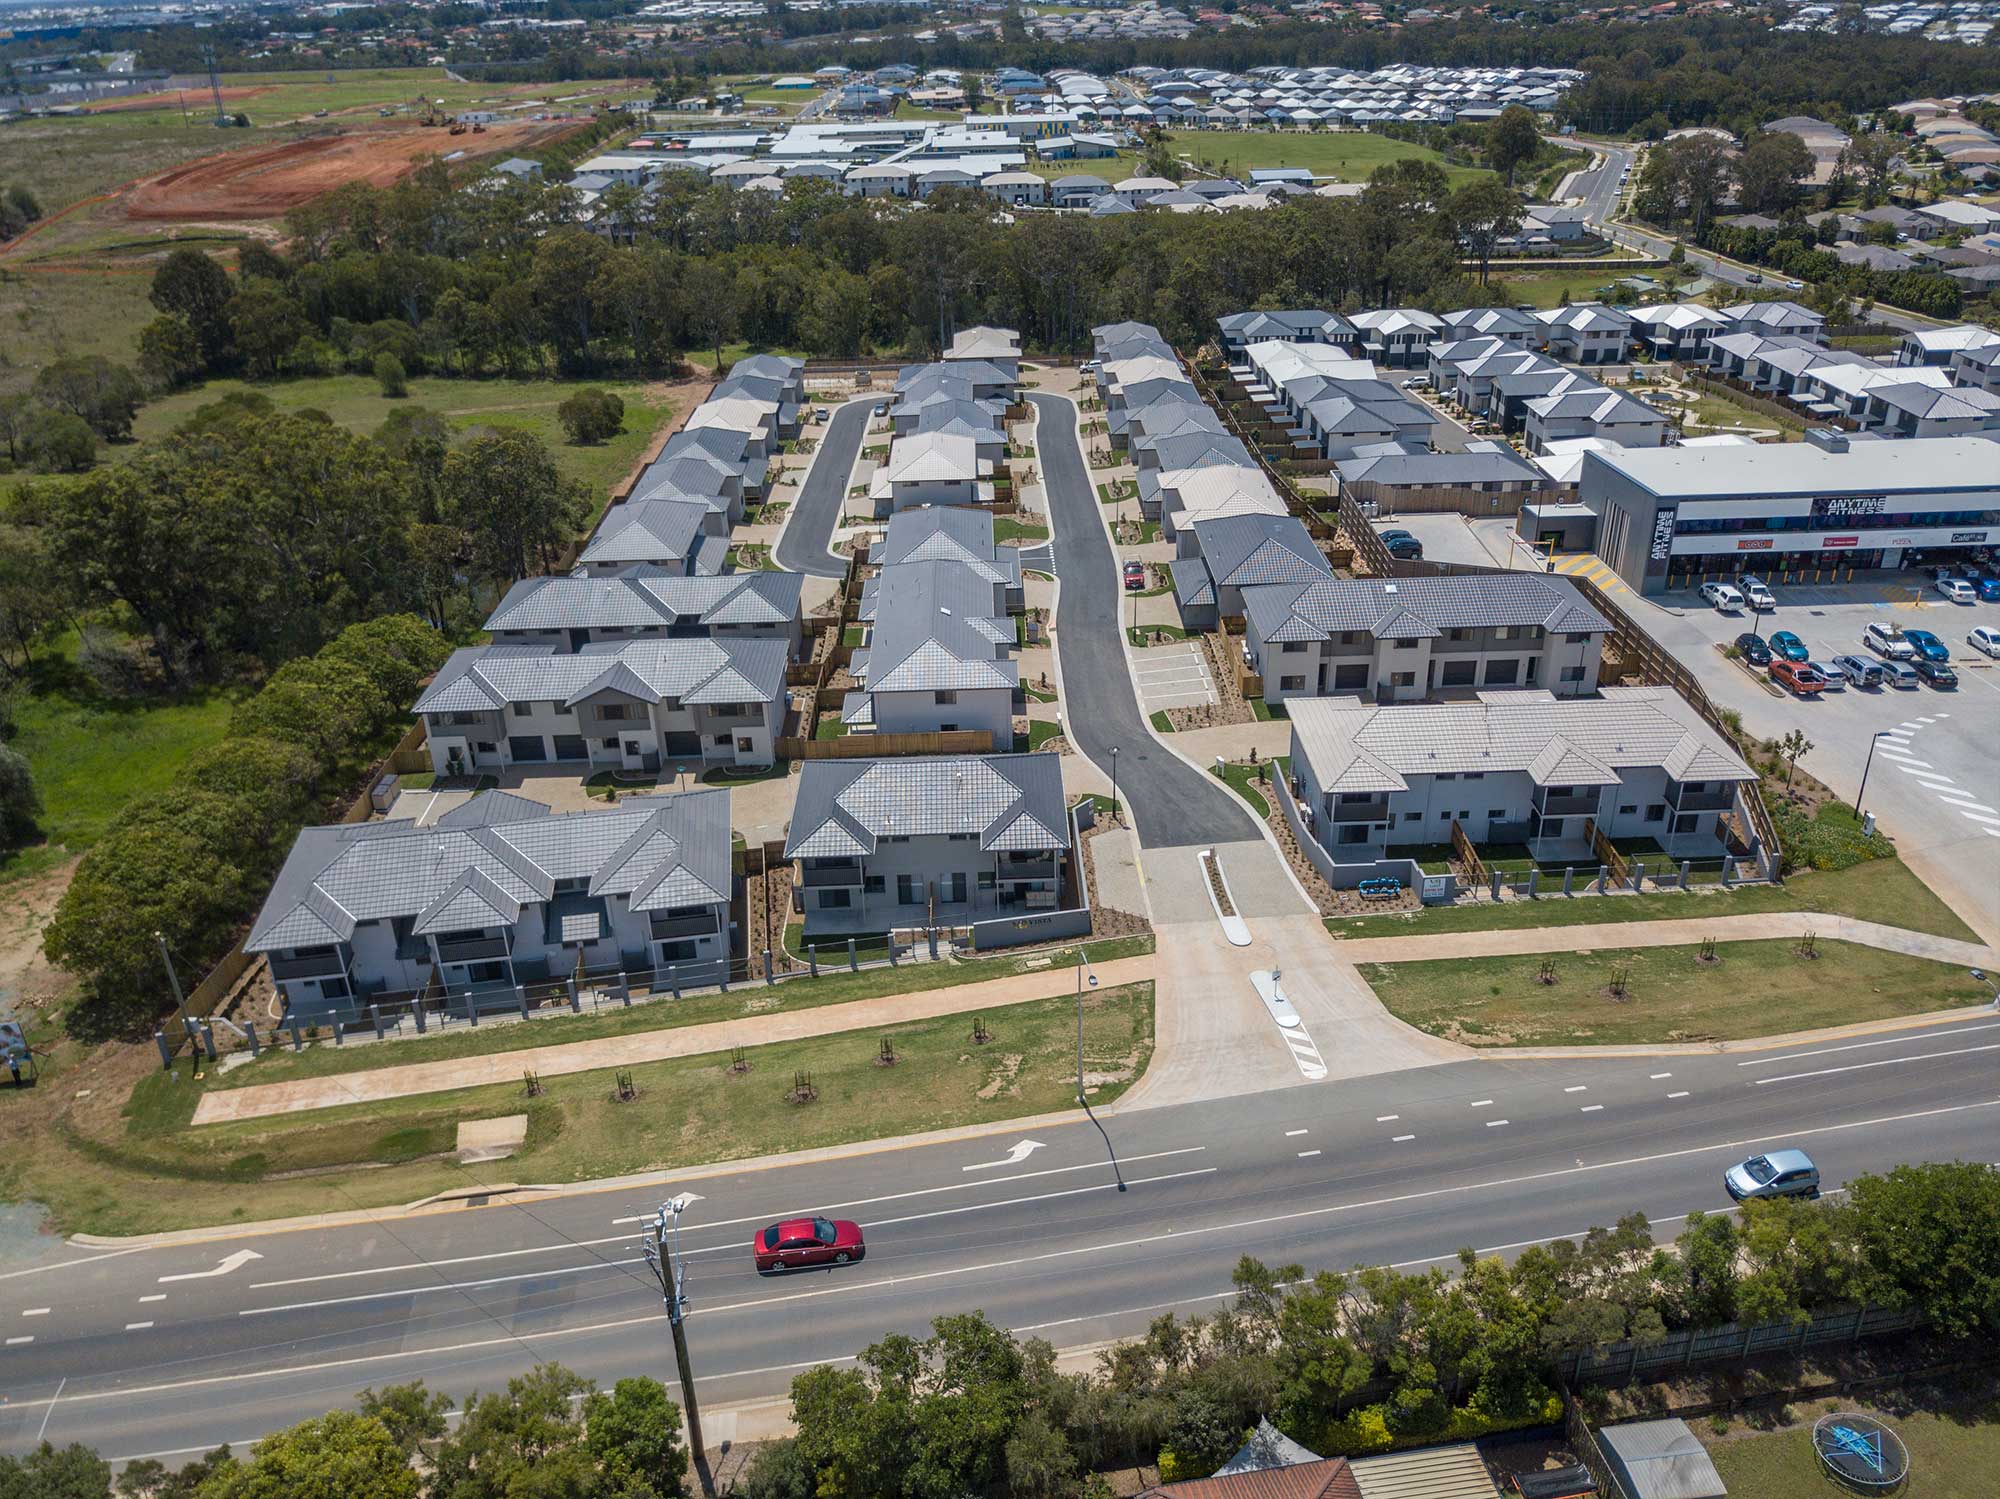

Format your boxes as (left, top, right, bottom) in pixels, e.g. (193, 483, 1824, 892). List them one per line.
(1109, 745, 1121, 827)
(1074, 947, 1126, 1192)
(1853, 729, 1897, 822)
(642, 1193, 712, 1495)
(1971, 970, 2000, 1010)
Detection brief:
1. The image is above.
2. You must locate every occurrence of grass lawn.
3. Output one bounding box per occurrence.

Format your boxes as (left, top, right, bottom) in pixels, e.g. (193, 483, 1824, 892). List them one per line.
(1684, 388, 1803, 437)
(681, 340, 808, 373)
(1702, 1389, 2000, 1499)
(1149, 709, 1175, 733)
(0, 265, 161, 402)
(1128, 624, 1191, 645)
(1324, 855, 1978, 943)
(1025, 719, 1064, 751)
(1494, 269, 1632, 309)
(0, 627, 247, 885)
(24, 982, 1152, 1235)
(994, 518, 1050, 544)
(1216, 761, 1274, 819)
(1363, 937, 1991, 1046)
(1163, 129, 1493, 188)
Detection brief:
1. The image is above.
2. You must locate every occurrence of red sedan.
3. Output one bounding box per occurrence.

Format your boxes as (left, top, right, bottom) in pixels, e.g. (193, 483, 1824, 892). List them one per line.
(752, 1216, 866, 1273)
(1123, 561, 1145, 591)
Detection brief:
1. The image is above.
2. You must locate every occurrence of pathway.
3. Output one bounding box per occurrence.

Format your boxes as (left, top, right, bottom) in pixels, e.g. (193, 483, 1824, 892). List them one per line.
(191, 955, 1158, 1125)
(1335, 911, 2000, 968)
(773, 398, 869, 577)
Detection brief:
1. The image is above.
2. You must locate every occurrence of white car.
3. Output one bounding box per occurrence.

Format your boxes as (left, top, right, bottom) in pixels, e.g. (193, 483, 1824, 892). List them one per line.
(1699, 582, 1746, 611)
(1936, 578, 1978, 603)
(1863, 622, 1916, 660)
(1739, 575, 1777, 611)
(1971, 626, 2000, 659)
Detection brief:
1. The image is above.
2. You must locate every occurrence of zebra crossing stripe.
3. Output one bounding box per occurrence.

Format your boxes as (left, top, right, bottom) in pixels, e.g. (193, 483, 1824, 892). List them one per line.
(1283, 1026, 1328, 1081)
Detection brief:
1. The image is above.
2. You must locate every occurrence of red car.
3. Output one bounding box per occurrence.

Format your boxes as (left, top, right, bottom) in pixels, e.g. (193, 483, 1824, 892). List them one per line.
(1123, 561, 1145, 591)
(752, 1216, 865, 1273)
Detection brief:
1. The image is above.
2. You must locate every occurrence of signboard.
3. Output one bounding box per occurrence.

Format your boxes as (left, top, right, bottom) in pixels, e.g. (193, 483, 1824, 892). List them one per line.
(1647, 506, 1678, 576)
(1811, 495, 1889, 520)
(1736, 538, 1774, 551)
(1823, 535, 1860, 549)
(1951, 531, 1989, 545)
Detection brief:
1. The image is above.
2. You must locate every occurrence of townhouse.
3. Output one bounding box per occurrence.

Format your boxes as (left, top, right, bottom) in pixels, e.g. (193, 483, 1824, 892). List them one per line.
(843, 560, 1018, 738)
(1524, 387, 1673, 454)
(1171, 513, 1331, 631)
(1283, 687, 1757, 862)
(945, 325, 1024, 381)
(785, 754, 1068, 937)
(1897, 322, 2000, 368)
(1438, 306, 1540, 347)
(1536, 303, 1633, 366)
(1243, 573, 1610, 707)
(484, 571, 804, 654)
(868, 431, 991, 513)
(1713, 300, 1827, 343)
(1151, 463, 1288, 538)
(1858, 382, 2000, 438)
(1627, 303, 1729, 362)
(414, 637, 788, 775)
(249, 788, 736, 1016)
(1335, 443, 1552, 511)
(871, 506, 1025, 614)
(1427, 339, 1557, 412)
(1348, 307, 1445, 367)
(576, 497, 730, 577)
(1216, 309, 1356, 359)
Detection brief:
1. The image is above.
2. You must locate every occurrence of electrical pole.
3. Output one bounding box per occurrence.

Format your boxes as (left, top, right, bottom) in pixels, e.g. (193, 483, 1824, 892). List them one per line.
(643, 1195, 712, 1495)
(156, 930, 192, 1035)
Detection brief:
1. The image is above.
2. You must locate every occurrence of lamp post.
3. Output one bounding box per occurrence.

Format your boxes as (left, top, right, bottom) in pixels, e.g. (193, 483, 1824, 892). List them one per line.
(1854, 729, 1896, 822)
(1971, 970, 2000, 1010)
(642, 1194, 712, 1495)
(1074, 947, 1126, 1192)
(1109, 745, 1121, 827)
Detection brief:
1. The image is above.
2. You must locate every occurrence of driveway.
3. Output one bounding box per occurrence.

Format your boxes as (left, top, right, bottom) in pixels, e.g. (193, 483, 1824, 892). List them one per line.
(774, 398, 869, 578)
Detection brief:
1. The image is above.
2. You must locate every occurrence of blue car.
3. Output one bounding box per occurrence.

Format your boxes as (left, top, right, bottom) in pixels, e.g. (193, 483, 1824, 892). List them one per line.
(1902, 628, 1949, 663)
(1975, 576, 2000, 602)
(1769, 629, 1809, 662)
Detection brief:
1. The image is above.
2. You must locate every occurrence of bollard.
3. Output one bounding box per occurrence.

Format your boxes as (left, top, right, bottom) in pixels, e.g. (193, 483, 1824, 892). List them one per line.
(847, 936, 858, 971)
(466, 992, 480, 1027)
(155, 1031, 173, 1069)
(414, 1000, 428, 1034)
(669, 966, 682, 1001)
(287, 1011, 304, 1051)
(1526, 868, 1540, 898)
(1679, 859, 1691, 891)
(370, 1003, 385, 1039)
(1631, 859, 1645, 892)
(616, 974, 631, 1007)
(1490, 870, 1503, 902)
(763, 947, 774, 985)
(1562, 866, 1574, 897)
(808, 944, 819, 978)
(1721, 856, 1735, 887)
(1597, 863, 1609, 894)
(517, 985, 531, 1020)
(567, 976, 581, 1013)
(333, 1016, 344, 1046)
(244, 1022, 260, 1058)
(200, 1022, 218, 1060)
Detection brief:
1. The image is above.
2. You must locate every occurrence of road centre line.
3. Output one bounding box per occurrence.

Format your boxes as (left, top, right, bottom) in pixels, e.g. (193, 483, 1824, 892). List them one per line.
(1469, 1099, 1494, 1107)
(243, 1168, 1220, 1317)
(1392, 1134, 1416, 1142)
(1669, 1092, 1691, 1099)
(251, 1147, 1208, 1290)
(1285, 1129, 1309, 1137)
(1375, 1114, 1399, 1122)
(1485, 1120, 1510, 1128)
(125, 1321, 154, 1331)
(6, 1336, 33, 1346)
(75, 1098, 2000, 1414)
(22, 1308, 49, 1316)
(1580, 1105, 1603, 1113)
(1751, 1043, 2000, 1086)
(1649, 1072, 1672, 1079)
(1737, 1020, 2000, 1067)
(1297, 1150, 1322, 1159)
(1564, 1086, 1588, 1093)
(140, 1294, 166, 1303)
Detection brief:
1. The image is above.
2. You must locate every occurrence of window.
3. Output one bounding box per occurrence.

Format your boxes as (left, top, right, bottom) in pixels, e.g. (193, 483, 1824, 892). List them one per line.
(864, 875, 886, 894)
(1391, 671, 1415, 687)
(949, 832, 976, 842)
(599, 704, 629, 721)
(1484, 659, 1520, 685)
(978, 871, 996, 890)
(1437, 772, 1457, 781)
(1284, 641, 1307, 653)
(935, 690, 959, 705)
(1403, 812, 1424, 824)
(510, 702, 533, 716)
(885, 835, 909, 844)
(1488, 809, 1506, 819)
(1465, 772, 1484, 780)
(1645, 804, 1666, 823)
(1619, 804, 1638, 815)
(1565, 632, 1593, 644)
(1675, 814, 1699, 834)
(1338, 792, 1377, 806)
(1280, 675, 1306, 690)
(1560, 665, 1585, 683)
(819, 890, 852, 909)
(603, 737, 620, 750)
(896, 875, 918, 904)
(1336, 825, 1371, 845)
(1392, 637, 1419, 650)
(1459, 810, 1471, 820)
(448, 713, 484, 727)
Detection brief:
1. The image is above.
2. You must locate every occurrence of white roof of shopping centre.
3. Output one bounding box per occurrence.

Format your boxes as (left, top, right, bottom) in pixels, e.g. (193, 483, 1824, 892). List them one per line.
(1583, 435, 2000, 498)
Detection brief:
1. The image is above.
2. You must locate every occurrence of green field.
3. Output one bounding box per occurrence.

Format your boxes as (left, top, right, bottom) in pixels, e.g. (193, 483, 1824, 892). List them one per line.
(1703, 1392, 2000, 1499)
(1494, 268, 1636, 308)
(0, 266, 159, 400)
(1164, 129, 1493, 187)
(1363, 938, 1991, 1047)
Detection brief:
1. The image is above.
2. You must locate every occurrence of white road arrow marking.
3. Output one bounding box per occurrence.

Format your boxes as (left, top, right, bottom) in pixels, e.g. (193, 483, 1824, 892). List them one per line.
(963, 1140, 1046, 1172)
(157, 1249, 263, 1284)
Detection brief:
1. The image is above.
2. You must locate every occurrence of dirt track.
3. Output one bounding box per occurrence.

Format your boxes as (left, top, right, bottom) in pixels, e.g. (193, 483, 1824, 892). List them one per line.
(122, 121, 582, 221)
(85, 85, 274, 114)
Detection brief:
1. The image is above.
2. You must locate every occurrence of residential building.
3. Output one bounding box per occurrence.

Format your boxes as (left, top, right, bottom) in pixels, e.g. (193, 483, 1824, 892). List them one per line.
(484, 571, 804, 653)
(1349, 307, 1445, 367)
(1859, 382, 2000, 438)
(1216, 309, 1356, 359)
(1438, 306, 1540, 346)
(1537, 303, 1633, 366)
(1714, 300, 1827, 343)
(945, 325, 1024, 378)
(576, 498, 730, 576)
(1524, 387, 1673, 454)
(785, 754, 1069, 935)
(1949, 339, 2000, 394)
(844, 560, 1017, 737)
(414, 638, 788, 775)
(1897, 322, 2000, 367)
(868, 431, 991, 513)
(248, 788, 736, 1017)
(1151, 463, 1288, 537)
(1243, 573, 1610, 706)
(1627, 303, 1728, 361)
(871, 506, 1025, 613)
(1172, 513, 1331, 630)
(1336, 443, 1552, 510)
(1284, 686, 1758, 862)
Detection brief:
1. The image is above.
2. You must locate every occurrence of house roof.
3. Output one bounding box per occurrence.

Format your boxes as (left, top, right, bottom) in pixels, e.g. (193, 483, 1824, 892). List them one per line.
(1440, 305, 1538, 336)
(872, 506, 1023, 589)
(247, 788, 733, 952)
(785, 753, 1067, 859)
(1716, 299, 1824, 328)
(851, 560, 1016, 696)
(1189, 514, 1331, 590)
(1336, 446, 1544, 487)
(1137, 1456, 1361, 1499)
(1347, 1442, 1502, 1499)
(945, 325, 1023, 359)
(883, 431, 981, 483)
(414, 638, 786, 716)
(1287, 687, 1756, 794)
(486, 571, 801, 634)
(1528, 389, 1668, 427)
(1219, 309, 1354, 343)
(1244, 572, 1612, 646)
(1536, 301, 1632, 333)
(1581, 432, 2000, 498)
(576, 499, 715, 570)
(1594, 1419, 1727, 1499)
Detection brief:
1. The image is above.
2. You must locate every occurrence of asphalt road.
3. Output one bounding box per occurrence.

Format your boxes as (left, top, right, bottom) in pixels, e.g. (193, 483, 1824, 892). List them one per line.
(4, 1015, 1995, 1463)
(1029, 391, 1261, 850)
(774, 399, 870, 578)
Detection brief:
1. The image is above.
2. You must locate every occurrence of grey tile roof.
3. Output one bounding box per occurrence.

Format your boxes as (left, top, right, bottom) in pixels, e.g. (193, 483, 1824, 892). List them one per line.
(1528, 389, 1667, 425)
(629, 453, 740, 506)
(1173, 557, 1216, 607)
(1189, 514, 1331, 590)
(1336, 447, 1545, 486)
(853, 560, 1016, 695)
(414, 637, 786, 714)
(1143, 430, 1253, 471)
(578, 499, 712, 570)
(1244, 572, 1612, 644)
(1218, 309, 1354, 343)
(485, 571, 802, 633)
(786, 753, 1067, 858)
(248, 788, 733, 952)
(1440, 305, 1538, 337)
(871, 507, 1022, 590)
(1287, 686, 1756, 793)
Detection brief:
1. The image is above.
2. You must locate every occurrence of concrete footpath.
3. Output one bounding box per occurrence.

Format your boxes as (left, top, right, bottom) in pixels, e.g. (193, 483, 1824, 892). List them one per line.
(1334, 911, 2000, 968)
(191, 955, 1156, 1125)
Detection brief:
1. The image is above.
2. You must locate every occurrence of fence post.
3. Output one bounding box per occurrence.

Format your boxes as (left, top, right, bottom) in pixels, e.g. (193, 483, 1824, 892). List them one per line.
(615, 974, 631, 1006)
(244, 1022, 260, 1058)
(567, 976, 581, 1013)
(333, 1017, 344, 1046)
(1597, 863, 1609, 893)
(808, 944, 819, 978)
(1722, 856, 1735, 886)
(847, 936, 858, 971)
(199, 1021, 218, 1060)
(1490, 869, 1503, 901)
(466, 992, 479, 1026)
(888, 939, 899, 966)
(516, 985, 530, 1020)
(718, 958, 728, 992)
(414, 999, 428, 1034)
(1631, 858, 1645, 892)
(928, 925, 939, 960)
(1561, 866, 1573, 896)
(1678, 859, 1691, 890)
(287, 1011, 303, 1050)
(1526, 868, 1539, 898)
(669, 966, 682, 1001)
(370, 1003, 385, 1039)
(763, 947, 774, 984)
(155, 1031, 172, 1069)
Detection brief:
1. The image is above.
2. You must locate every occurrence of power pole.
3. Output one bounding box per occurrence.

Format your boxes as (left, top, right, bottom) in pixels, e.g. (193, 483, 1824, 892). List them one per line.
(643, 1195, 713, 1495)
(156, 930, 193, 1035)
(202, 43, 226, 127)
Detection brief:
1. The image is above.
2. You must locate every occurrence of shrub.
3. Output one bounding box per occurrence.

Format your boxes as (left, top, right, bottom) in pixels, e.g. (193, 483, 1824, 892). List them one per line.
(374, 353, 409, 398)
(556, 387, 626, 444)
(0, 743, 41, 848)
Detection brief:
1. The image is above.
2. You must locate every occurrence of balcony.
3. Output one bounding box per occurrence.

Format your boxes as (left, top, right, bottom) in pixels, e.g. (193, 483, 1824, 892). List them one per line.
(434, 935, 510, 964)
(1537, 792, 1603, 817)
(649, 911, 719, 940)
(1671, 787, 1738, 812)
(997, 857, 1058, 882)
(270, 951, 347, 981)
(1328, 797, 1390, 823)
(800, 862, 865, 888)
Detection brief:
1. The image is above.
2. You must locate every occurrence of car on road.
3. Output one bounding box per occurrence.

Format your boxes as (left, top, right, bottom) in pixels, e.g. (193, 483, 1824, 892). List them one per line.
(1699, 581, 1746, 611)
(1726, 1149, 1820, 1203)
(1863, 622, 1916, 660)
(1902, 628, 1949, 662)
(1739, 575, 1777, 611)
(1733, 632, 1773, 666)
(1936, 577, 1978, 603)
(1770, 659, 1827, 695)
(1881, 659, 1921, 689)
(1829, 654, 1883, 687)
(1745, 271, 1764, 284)
(1783, 279, 1805, 290)
(753, 1216, 865, 1273)
(1768, 629, 1809, 662)
(1970, 626, 2000, 659)
(1912, 657, 1958, 689)
(1123, 560, 1145, 591)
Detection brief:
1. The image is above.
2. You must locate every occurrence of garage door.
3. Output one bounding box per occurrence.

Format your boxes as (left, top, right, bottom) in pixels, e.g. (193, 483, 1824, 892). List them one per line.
(663, 732, 701, 757)
(552, 735, 589, 762)
(507, 735, 547, 763)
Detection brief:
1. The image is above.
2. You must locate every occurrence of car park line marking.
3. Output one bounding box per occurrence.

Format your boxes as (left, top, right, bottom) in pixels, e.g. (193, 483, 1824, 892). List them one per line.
(124, 1321, 154, 1332)
(1936, 796, 1998, 813)
(1895, 766, 1957, 783)
(5, 1336, 32, 1346)
(1564, 1085, 1588, 1093)
(21, 1308, 49, 1317)
(1649, 1072, 1672, 1079)
(1752, 1042, 2000, 1086)
(1469, 1099, 1494, 1107)
(1739, 1021, 2000, 1066)
(1375, 1114, 1400, 1122)
(1667, 1092, 1691, 1099)
(1485, 1119, 1509, 1128)
(1285, 1128, 1309, 1137)
(1391, 1134, 1416, 1142)
(139, 1294, 165, 1303)
(1282, 1026, 1329, 1081)
(1297, 1150, 1322, 1159)
(1579, 1105, 1604, 1113)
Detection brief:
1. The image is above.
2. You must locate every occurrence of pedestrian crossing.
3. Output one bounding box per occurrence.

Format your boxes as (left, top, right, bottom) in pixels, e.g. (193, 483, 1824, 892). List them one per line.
(1550, 552, 1631, 597)
(1874, 714, 1998, 839)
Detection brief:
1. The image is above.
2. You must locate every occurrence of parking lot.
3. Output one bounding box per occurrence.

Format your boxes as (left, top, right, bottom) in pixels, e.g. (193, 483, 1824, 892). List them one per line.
(1131, 640, 1217, 713)
(1646, 581, 2000, 939)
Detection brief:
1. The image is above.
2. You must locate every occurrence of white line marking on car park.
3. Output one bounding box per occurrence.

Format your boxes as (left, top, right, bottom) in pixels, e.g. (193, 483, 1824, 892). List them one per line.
(1878, 755, 1930, 767)
(1936, 796, 1998, 812)
(1285, 1128, 1309, 1137)
(1580, 1105, 1603, 1113)
(1376, 1114, 1399, 1122)
(22, 1308, 49, 1317)
(1564, 1085, 1588, 1093)
(1297, 1150, 1322, 1159)
(1649, 1072, 1672, 1079)
(1961, 811, 2000, 826)
(1392, 1134, 1416, 1142)
(1469, 1099, 1494, 1107)
(1668, 1092, 1691, 1099)
(1485, 1119, 1509, 1128)
(6, 1336, 33, 1346)
(140, 1294, 165, 1303)
(125, 1321, 154, 1332)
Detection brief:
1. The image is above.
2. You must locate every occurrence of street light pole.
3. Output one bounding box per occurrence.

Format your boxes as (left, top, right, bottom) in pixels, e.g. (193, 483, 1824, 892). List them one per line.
(1109, 745, 1121, 826)
(1074, 947, 1126, 1192)
(1854, 729, 1894, 822)
(644, 1195, 712, 1495)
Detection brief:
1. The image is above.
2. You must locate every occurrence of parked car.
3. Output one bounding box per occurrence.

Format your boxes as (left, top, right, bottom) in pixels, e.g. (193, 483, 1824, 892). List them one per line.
(1384, 536, 1424, 560)
(1734, 632, 1773, 666)
(752, 1216, 866, 1273)
(1881, 659, 1921, 689)
(1975, 576, 2000, 602)
(1400, 375, 1430, 389)
(1912, 657, 1958, 689)
(1806, 659, 1845, 690)
(1769, 659, 1827, 695)
(1970, 626, 2000, 659)
(1378, 528, 1416, 544)
(1768, 629, 1809, 662)
(1123, 560, 1145, 591)
(1902, 628, 1949, 663)
(872, 402, 890, 417)
(1936, 577, 1978, 603)
(1726, 1149, 1820, 1203)
(1699, 582, 1746, 611)
(1738, 575, 1777, 611)
(1863, 622, 1916, 660)
(1829, 654, 1883, 687)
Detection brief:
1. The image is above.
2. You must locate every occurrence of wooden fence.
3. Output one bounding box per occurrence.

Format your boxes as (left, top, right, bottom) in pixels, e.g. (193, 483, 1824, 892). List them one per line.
(777, 729, 995, 760)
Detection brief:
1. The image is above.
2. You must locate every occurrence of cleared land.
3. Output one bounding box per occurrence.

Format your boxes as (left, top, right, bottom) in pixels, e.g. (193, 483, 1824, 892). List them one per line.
(1164, 129, 1493, 186)
(6, 984, 1153, 1236)
(1363, 937, 1991, 1046)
